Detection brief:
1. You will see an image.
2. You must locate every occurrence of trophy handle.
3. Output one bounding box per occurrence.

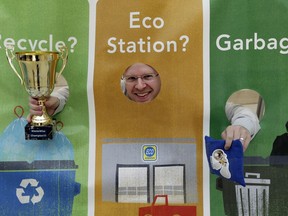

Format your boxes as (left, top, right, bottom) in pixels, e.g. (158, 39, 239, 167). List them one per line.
(5, 46, 24, 85)
(57, 46, 68, 80)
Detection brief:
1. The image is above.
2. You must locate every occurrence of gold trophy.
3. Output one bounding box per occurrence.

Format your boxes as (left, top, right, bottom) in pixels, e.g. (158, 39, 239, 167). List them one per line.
(6, 46, 68, 140)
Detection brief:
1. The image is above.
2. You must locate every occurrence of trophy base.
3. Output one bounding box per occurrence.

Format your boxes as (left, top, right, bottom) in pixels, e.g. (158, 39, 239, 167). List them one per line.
(25, 123, 53, 140)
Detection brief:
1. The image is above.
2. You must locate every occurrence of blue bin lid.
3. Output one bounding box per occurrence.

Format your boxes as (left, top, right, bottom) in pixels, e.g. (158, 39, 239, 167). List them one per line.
(0, 160, 78, 170)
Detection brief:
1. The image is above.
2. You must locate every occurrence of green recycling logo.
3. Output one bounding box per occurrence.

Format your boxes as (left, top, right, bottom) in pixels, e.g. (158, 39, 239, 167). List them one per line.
(16, 178, 44, 205)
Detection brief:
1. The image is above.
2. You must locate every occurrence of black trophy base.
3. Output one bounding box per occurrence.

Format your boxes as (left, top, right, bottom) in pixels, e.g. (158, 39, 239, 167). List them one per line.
(25, 123, 53, 140)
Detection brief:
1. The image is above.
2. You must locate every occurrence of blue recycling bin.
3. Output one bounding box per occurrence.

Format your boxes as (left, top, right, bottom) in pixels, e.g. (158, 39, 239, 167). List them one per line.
(0, 160, 80, 216)
(0, 117, 81, 215)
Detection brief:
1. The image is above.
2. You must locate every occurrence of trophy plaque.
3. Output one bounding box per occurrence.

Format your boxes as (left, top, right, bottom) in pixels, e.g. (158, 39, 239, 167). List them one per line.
(6, 46, 68, 140)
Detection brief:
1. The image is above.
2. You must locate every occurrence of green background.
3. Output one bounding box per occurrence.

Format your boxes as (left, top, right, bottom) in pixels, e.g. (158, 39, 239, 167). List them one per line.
(210, 0, 288, 215)
(0, 1, 89, 215)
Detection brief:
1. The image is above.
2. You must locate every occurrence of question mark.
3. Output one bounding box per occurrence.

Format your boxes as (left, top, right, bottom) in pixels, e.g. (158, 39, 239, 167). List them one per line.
(179, 35, 189, 52)
(68, 36, 78, 53)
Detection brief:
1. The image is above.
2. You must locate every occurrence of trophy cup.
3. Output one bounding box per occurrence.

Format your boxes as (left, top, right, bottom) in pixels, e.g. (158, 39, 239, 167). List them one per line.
(6, 46, 68, 140)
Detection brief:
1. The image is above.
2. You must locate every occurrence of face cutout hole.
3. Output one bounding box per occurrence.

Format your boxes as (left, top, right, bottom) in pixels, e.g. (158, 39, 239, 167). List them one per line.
(120, 63, 161, 103)
(226, 89, 265, 121)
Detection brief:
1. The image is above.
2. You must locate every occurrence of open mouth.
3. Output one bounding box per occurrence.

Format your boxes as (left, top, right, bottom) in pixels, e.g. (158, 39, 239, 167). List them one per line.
(133, 91, 152, 101)
(135, 92, 149, 97)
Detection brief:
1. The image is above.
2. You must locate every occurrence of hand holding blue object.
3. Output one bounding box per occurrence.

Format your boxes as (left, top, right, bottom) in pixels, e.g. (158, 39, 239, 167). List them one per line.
(205, 136, 245, 186)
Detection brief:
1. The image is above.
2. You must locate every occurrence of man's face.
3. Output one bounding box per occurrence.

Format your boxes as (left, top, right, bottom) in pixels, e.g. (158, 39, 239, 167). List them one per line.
(123, 63, 161, 103)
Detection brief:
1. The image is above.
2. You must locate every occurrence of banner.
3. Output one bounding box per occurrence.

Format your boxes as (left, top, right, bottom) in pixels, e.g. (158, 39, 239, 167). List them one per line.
(210, 1, 288, 215)
(1, 0, 288, 215)
(94, 0, 203, 215)
(0, 1, 89, 215)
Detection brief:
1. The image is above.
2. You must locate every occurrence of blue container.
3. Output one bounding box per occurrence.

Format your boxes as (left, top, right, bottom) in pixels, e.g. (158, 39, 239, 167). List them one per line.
(0, 160, 80, 216)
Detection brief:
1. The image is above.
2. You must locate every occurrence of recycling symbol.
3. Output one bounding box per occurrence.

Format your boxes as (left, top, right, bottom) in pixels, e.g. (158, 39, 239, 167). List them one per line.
(16, 178, 44, 205)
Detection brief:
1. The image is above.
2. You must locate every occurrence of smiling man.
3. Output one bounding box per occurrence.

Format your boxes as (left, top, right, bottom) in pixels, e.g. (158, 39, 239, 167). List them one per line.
(121, 63, 161, 103)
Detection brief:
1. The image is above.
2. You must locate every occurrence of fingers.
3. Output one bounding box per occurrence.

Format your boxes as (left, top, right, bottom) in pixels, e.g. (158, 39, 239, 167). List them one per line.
(240, 135, 251, 152)
(45, 96, 60, 115)
(27, 96, 60, 123)
(28, 97, 43, 116)
(26, 113, 32, 123)
(221, 125, 252, 152)
(221, 127, 233, 150)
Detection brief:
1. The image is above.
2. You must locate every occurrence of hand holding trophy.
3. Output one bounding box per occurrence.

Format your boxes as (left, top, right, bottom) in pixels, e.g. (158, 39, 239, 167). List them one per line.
(6, 46, 68, 140)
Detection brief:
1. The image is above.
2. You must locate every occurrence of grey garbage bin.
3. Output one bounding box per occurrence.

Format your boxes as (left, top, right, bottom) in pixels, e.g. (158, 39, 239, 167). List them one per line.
(217, 156, 288, 216)
(234, 172, 270, 216)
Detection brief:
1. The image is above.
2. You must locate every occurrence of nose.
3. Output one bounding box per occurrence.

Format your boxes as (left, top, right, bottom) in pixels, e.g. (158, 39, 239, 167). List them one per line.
(135, 77, 147, 89)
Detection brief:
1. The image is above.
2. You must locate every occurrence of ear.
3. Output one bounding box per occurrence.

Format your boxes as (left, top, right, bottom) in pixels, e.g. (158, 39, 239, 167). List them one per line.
(120, 79, 126, 94)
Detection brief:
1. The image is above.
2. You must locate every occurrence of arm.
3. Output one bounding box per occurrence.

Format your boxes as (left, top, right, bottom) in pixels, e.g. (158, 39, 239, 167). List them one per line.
(27, 74, 69, 122)
(50, 74, 69, 115)
(221, 102, 261, 151)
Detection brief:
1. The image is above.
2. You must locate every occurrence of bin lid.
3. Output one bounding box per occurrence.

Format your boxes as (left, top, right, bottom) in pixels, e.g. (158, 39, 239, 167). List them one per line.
(0, 160, 78, 170)
(244, 156, 288, 165)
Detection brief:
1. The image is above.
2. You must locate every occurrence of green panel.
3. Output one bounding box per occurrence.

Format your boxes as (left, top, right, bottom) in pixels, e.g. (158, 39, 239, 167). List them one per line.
(0, 1, 89, 215)
(210, 0, 288, 215)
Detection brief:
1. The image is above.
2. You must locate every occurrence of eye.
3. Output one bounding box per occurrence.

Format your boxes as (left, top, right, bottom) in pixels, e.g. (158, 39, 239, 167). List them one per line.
(126, 76, 137, 82)
(142, 74, 154, 80)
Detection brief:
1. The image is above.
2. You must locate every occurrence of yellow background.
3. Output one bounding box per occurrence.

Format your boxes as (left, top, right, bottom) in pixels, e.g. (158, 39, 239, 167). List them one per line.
(94, 0, 203, 215)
